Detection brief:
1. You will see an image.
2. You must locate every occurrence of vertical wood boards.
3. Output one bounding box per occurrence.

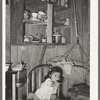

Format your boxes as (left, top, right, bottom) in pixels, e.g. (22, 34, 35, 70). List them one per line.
(70, 0, 89, 63)
(76, 0, 83, 62)
(82, 0, 90, 64)
(11, 45, 41, 99)
(10, 0, 24, 44)
(54, 10, 71, 44)
(6, 4, 11, 63)
(25, 24, 46, 37)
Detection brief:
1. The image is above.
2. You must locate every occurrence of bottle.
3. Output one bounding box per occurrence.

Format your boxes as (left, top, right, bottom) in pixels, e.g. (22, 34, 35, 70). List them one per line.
(64, 18, 69, 25)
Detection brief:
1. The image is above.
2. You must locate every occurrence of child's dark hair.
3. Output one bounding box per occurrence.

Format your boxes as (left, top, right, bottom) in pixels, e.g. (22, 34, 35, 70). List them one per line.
(44, 66, 63, 82)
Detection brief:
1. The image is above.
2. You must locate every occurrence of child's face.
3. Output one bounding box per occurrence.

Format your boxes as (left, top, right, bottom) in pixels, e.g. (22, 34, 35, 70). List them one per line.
(50, 72, 61, 82)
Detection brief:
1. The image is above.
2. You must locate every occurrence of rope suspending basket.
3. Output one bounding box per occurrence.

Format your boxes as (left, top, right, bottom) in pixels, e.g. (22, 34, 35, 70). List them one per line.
(48, 0, 89, 69)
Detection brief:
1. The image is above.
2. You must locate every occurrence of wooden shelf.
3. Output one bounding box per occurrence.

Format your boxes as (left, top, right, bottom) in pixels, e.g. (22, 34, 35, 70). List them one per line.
(11, 42, 69, 46)
(53, 23, 71, 27)
(23, 20, 47, 25)
(25, 0, 69, 11)
(24, 20, 71, 27)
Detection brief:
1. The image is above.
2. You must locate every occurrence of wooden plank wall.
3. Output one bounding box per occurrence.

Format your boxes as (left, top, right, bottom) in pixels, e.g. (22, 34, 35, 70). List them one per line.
(6, 4, 11, 63)
(70, 0, 90, 64)
(10, 0, 90, 99)
(11, 45, 70, 99)
(82, 0, 90, 64)
(10, 0, 24, 44)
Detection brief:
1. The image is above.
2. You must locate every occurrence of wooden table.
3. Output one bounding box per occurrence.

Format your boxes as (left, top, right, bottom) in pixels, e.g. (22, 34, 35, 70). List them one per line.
(6, 71, 18, 100)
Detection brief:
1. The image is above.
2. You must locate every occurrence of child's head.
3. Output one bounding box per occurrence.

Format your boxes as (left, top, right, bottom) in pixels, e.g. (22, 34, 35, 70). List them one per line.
(44, 66, 63, 82)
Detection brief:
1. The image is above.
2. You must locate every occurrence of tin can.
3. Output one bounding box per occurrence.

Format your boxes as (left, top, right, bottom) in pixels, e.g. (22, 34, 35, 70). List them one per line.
(52, 34, 62, 43)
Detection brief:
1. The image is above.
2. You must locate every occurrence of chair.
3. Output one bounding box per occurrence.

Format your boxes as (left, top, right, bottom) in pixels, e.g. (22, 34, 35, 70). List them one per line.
(27, 64, 53, 95)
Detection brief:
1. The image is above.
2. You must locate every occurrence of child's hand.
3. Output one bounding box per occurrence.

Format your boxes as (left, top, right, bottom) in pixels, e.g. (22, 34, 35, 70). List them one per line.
(51, 82, 60, 87)
(54, 82, 60, 87)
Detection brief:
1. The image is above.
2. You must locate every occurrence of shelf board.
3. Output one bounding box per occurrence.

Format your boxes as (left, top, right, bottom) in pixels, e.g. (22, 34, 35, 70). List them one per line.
(25, 0, 69, 11)
(24, 20, 47, 25)
(24, 20, 71, 28)
(53, 23, 71, 27)
(11, 42, 69, 46)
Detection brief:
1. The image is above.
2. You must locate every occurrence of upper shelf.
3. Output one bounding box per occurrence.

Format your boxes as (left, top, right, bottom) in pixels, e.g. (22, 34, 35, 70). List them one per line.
(23, 20, 71, 27)
(25, 0, 70, 11)
(11, 42, 69, 46)
(23, 20, 47, 25)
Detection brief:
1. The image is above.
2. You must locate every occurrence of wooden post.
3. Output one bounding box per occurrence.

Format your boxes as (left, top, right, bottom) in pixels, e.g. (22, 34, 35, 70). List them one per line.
(47, 4, 53, 43)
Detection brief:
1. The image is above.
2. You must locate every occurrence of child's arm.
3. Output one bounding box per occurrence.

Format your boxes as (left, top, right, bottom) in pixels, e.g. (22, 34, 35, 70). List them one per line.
(45, 78, 60, 87)
(51, 82, 60, 87)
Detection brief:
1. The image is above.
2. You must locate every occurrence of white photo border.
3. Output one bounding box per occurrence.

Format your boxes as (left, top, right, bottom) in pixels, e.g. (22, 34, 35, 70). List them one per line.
(2, 0, 99, 100)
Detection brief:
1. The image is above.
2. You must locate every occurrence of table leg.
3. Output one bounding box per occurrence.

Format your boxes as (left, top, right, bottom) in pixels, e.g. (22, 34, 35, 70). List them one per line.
(12, 74, 16, 100)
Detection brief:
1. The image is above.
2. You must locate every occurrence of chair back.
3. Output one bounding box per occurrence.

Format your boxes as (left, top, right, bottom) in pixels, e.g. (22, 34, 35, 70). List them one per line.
(27, 64, 53, 94)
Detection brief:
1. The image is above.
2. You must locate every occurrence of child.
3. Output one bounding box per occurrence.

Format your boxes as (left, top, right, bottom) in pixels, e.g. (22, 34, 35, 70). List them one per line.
(27, 66, 63, 100)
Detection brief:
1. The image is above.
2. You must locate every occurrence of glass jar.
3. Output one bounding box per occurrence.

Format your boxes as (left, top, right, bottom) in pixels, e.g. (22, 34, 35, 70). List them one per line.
(52, 33, 62, 43)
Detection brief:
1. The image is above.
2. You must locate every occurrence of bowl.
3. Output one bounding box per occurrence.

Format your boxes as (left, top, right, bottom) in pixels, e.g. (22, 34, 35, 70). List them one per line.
(31, 13, 38, 18)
